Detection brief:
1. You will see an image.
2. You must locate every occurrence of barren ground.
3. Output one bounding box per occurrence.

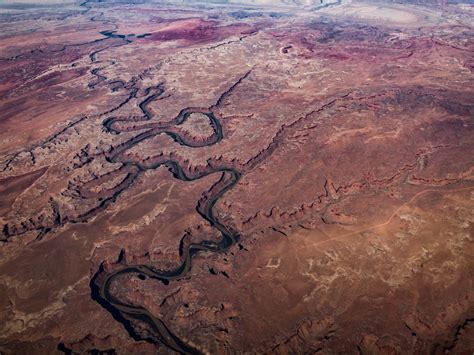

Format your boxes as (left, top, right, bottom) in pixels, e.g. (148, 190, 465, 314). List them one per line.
(0, 0, 473, 353)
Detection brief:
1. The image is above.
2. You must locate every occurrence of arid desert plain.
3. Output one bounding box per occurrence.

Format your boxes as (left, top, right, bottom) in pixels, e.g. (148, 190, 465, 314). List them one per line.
(0, 0, 473, 353)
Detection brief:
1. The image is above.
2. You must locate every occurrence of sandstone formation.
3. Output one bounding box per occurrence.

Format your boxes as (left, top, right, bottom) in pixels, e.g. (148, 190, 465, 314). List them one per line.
(0, 0, 473, 353)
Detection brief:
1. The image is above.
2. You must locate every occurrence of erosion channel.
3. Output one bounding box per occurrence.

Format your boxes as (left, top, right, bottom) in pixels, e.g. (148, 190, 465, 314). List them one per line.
(90, 81, 245, 354)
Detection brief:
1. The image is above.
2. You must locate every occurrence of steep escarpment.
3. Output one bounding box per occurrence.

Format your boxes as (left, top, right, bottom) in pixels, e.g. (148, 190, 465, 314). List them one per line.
(0, 1, 472, 354)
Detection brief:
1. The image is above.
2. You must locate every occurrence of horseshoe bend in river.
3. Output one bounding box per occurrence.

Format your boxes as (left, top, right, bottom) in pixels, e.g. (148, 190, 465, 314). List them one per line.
(90, 79, 252, 354)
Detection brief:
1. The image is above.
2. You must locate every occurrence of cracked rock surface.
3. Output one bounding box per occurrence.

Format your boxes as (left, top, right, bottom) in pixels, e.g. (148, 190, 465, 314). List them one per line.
(0, 0, 473, 353)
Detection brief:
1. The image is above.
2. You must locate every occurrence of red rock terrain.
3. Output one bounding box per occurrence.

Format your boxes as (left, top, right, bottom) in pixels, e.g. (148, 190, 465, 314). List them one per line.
(0, 0, 473, 353)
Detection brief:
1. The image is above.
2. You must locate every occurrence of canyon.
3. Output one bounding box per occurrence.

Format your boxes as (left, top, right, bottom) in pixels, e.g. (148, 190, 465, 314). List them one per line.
(0, 0, 473, 353)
